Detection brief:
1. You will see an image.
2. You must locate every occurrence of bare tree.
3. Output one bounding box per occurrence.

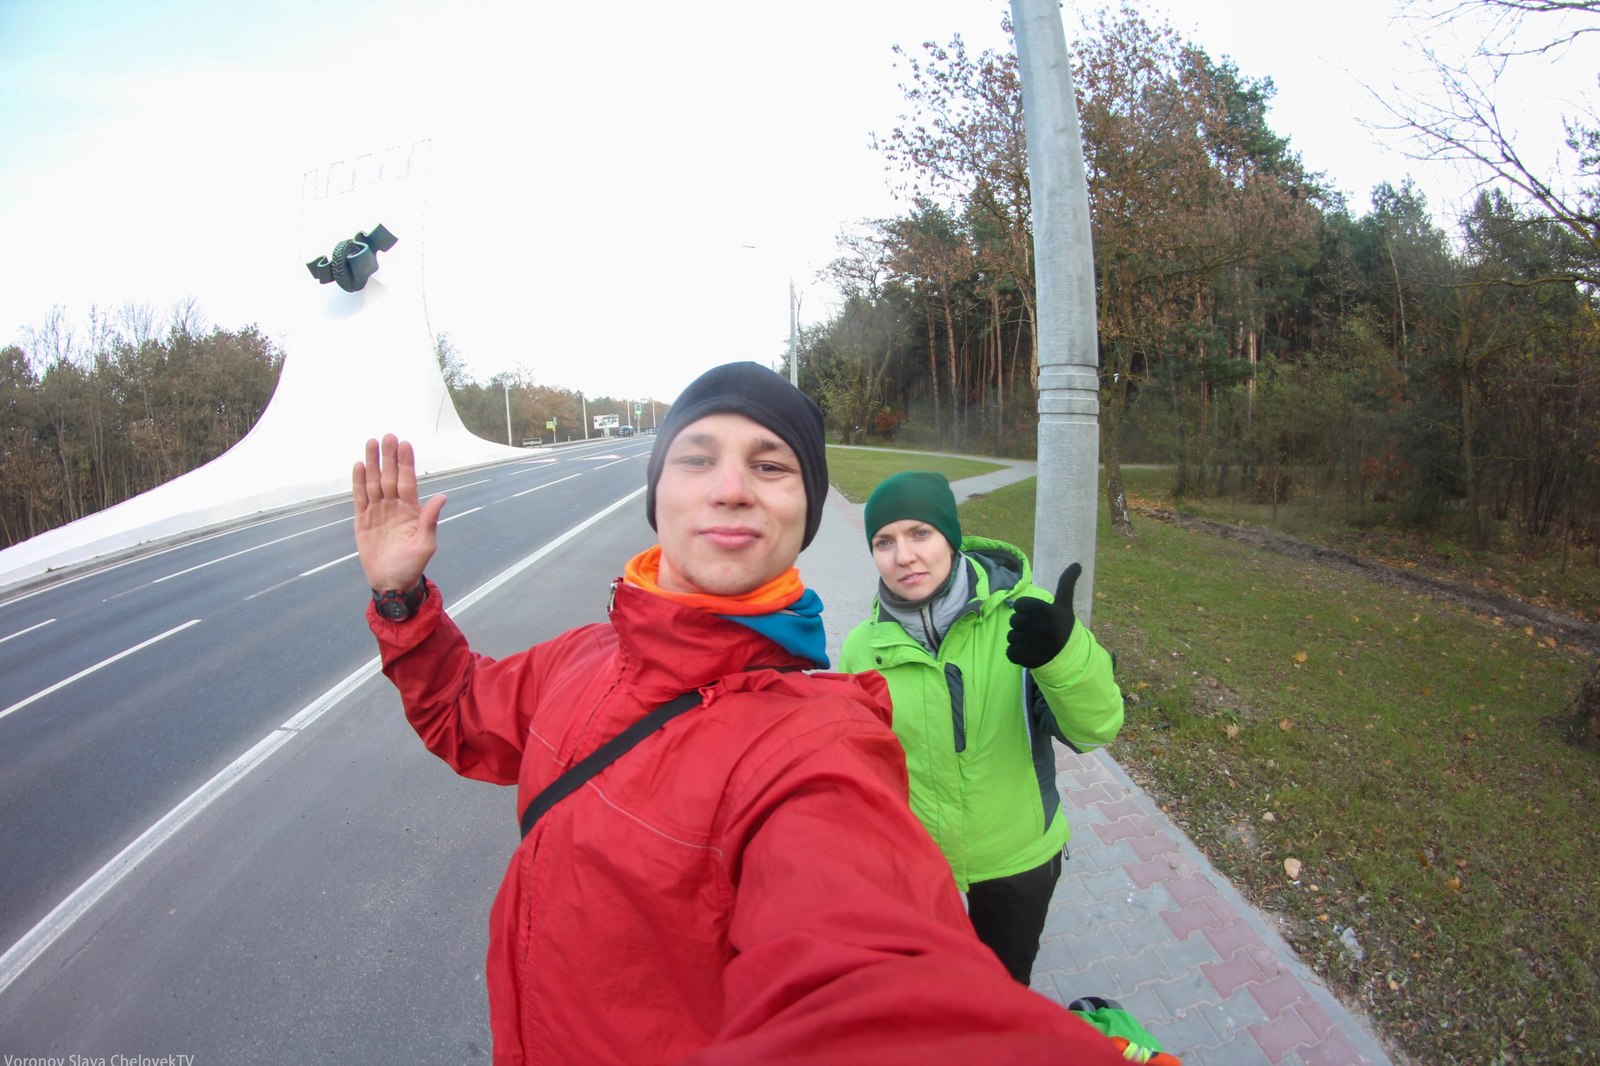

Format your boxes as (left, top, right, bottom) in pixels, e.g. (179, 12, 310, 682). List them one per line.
(1377, 0, 1600, 282)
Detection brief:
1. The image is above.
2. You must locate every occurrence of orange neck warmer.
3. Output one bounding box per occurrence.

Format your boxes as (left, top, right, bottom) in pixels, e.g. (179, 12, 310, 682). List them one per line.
(624, 545, 804, 616)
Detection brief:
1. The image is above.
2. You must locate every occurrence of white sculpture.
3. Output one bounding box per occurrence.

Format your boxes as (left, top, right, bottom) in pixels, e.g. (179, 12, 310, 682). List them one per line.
(0, 141, 520, 591)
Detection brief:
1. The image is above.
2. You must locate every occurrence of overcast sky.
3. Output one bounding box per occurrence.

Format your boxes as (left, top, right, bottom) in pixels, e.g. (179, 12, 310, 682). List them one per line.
(1, 0, 1592, 402)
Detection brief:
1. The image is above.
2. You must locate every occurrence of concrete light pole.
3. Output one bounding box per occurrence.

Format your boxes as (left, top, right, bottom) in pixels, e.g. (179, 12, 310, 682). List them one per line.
(503, 379, 513, 446)
(788, 278, 799, 388)
(1011, 0, 1102, 625)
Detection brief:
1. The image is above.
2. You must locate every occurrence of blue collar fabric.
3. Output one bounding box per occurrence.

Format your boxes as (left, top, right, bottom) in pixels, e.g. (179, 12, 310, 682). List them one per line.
(721, 588, 829, 669)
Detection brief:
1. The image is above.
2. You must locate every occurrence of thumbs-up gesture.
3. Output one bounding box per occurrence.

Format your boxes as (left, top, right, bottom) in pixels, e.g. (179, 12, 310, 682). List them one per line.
(1006, 563, 1081, 669)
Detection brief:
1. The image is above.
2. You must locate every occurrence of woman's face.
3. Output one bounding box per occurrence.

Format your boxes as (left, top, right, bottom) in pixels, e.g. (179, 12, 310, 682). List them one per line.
(871, 519, 955, 600)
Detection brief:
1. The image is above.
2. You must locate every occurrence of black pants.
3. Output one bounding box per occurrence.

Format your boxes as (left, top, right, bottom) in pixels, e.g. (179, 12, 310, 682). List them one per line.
(965, 851, 1063, 984)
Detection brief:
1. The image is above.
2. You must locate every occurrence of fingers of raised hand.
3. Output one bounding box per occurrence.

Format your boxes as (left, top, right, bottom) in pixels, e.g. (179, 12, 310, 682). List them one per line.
(378, 434, 401, 499)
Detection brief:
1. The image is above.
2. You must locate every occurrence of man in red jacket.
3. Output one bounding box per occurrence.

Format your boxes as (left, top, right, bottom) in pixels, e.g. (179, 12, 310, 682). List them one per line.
(353, 361, 1126, 1065)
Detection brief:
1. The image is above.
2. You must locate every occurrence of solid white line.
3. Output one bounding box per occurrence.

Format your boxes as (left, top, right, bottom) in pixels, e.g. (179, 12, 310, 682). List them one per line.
(0, 619, 202, 724)
(0, 656, 381, 997)
(436, 506, 482, 525)
(1, 618, 56, 645)
(507, 473, 581, 500)
(508, 460, 558, 472)
(151, 516, 353, 585)
(448, 488, 642, 615)
(594, 457, 633, 471)
(0, 487, 646, 997)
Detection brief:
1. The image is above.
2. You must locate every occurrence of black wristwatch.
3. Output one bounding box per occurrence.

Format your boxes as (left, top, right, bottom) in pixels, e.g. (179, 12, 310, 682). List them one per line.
(372, 576, 427, 621)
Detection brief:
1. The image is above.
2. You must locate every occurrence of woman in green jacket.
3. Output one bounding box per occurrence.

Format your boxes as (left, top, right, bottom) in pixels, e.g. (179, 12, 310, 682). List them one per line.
(840, 471, 1123, 984)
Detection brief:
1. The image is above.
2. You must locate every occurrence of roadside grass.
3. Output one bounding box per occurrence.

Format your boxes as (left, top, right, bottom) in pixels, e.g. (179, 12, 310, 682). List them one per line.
(825, 446, 1005, 503)
(1120, 466, 1600, 624)
(960, 477, 1600, 1064)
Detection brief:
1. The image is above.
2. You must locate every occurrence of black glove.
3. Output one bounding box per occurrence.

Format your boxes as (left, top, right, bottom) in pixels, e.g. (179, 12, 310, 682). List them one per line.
(1006, 563, 1081, 669)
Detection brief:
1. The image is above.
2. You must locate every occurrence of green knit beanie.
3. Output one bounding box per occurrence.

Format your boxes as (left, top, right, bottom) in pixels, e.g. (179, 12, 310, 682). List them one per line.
(863, 471, 962, 551)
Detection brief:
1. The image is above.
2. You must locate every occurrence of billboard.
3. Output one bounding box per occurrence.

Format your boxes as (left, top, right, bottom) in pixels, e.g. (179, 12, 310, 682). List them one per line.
(593, 414, 619, 429)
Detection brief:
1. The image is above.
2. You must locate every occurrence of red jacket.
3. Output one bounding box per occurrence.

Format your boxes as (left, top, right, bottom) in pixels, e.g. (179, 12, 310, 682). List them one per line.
(372, 579, 1126, 1065)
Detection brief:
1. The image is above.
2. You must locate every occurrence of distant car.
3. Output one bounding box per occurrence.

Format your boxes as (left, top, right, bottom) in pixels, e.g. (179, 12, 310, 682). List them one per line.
(619, 425, 635, 438)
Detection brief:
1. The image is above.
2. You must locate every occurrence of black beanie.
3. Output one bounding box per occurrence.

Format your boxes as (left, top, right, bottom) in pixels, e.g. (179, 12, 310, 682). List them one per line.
(863, 471, 963, 551)
(646, 362, 829, 549)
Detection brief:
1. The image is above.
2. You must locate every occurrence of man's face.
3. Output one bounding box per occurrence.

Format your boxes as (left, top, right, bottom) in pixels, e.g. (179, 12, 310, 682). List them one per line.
(871, 519, 955, 601)
(655, 412, 808, 597)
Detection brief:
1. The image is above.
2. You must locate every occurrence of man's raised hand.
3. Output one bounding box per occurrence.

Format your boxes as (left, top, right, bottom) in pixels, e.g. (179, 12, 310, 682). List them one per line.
(352, 434, 446, 592)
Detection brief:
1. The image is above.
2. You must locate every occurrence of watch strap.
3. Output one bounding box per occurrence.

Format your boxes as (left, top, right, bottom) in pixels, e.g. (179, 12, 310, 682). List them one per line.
(372, 576, 427, 621)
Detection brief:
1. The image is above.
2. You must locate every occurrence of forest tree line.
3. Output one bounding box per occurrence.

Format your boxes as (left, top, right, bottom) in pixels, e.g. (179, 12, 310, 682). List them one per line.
(434, 333, 660, 448)
(0, 303, 282, 549)
(792, 3, 1599, 553)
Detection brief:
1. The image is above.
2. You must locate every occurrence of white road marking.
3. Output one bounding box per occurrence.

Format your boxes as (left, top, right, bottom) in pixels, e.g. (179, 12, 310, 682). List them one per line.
(151, 517, 353, 585)
(0, 619, 202, 724)
(296, 507, 479, 579)
(426, 477, 489, 494)
(0, 501, 352, 608)
(506, 473, 581, 500)
(0, 487, 645, 997)
(1, 618, 56, 645)
(298, 552, 358, 578)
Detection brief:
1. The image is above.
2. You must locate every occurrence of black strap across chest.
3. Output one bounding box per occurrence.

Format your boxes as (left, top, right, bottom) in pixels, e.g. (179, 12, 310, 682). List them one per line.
(518, 689, 704, 838)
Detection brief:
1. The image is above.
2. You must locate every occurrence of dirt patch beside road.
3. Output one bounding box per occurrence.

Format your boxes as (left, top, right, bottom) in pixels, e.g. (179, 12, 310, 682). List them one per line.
(1142, 506, 1600, 656)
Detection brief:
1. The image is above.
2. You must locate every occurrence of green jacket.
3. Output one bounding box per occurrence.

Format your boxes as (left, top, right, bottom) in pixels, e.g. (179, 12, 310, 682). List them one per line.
(840, 536, 1123, 890)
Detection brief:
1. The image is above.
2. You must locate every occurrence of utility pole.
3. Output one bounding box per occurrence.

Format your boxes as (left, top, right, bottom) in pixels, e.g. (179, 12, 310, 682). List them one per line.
(1011, 0, 1101, 625)
(503, 380, 513, 446)
(788, 278, 798, 388)
(581, 392, 589, 440)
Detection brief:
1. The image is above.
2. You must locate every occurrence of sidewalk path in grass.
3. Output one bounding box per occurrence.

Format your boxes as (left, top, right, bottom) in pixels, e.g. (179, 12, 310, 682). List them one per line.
(800, 453, 1396, 1066)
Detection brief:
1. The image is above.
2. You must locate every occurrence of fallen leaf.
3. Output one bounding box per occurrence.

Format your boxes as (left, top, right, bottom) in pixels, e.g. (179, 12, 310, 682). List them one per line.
(1262, 811, 1276, 822)
(1448, 876, 1462, 891)
(1284, 857, 1303, 879)
(1294, 650, 1308, 664)
(1524, 626, 1535, 636)
(1224, 723, 1240, 739)
(1279, 718, 1292, 732)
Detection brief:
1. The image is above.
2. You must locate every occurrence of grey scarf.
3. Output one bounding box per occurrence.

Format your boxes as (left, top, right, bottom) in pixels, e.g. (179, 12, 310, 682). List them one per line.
(877, 553, 975, 654)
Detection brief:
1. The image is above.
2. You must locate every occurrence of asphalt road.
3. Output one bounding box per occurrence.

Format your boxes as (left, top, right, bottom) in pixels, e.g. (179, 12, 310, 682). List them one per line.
(0, 436, 661, 1063)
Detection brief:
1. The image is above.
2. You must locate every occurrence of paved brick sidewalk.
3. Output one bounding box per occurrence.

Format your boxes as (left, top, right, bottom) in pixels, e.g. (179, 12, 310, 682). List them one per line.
(1037, 747, 1392, 1065)
(806, 462, 1397, 1066)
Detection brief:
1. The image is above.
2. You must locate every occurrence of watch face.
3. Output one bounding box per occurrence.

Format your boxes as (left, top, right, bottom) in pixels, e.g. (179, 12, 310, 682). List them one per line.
(376, 597, 412, 621)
